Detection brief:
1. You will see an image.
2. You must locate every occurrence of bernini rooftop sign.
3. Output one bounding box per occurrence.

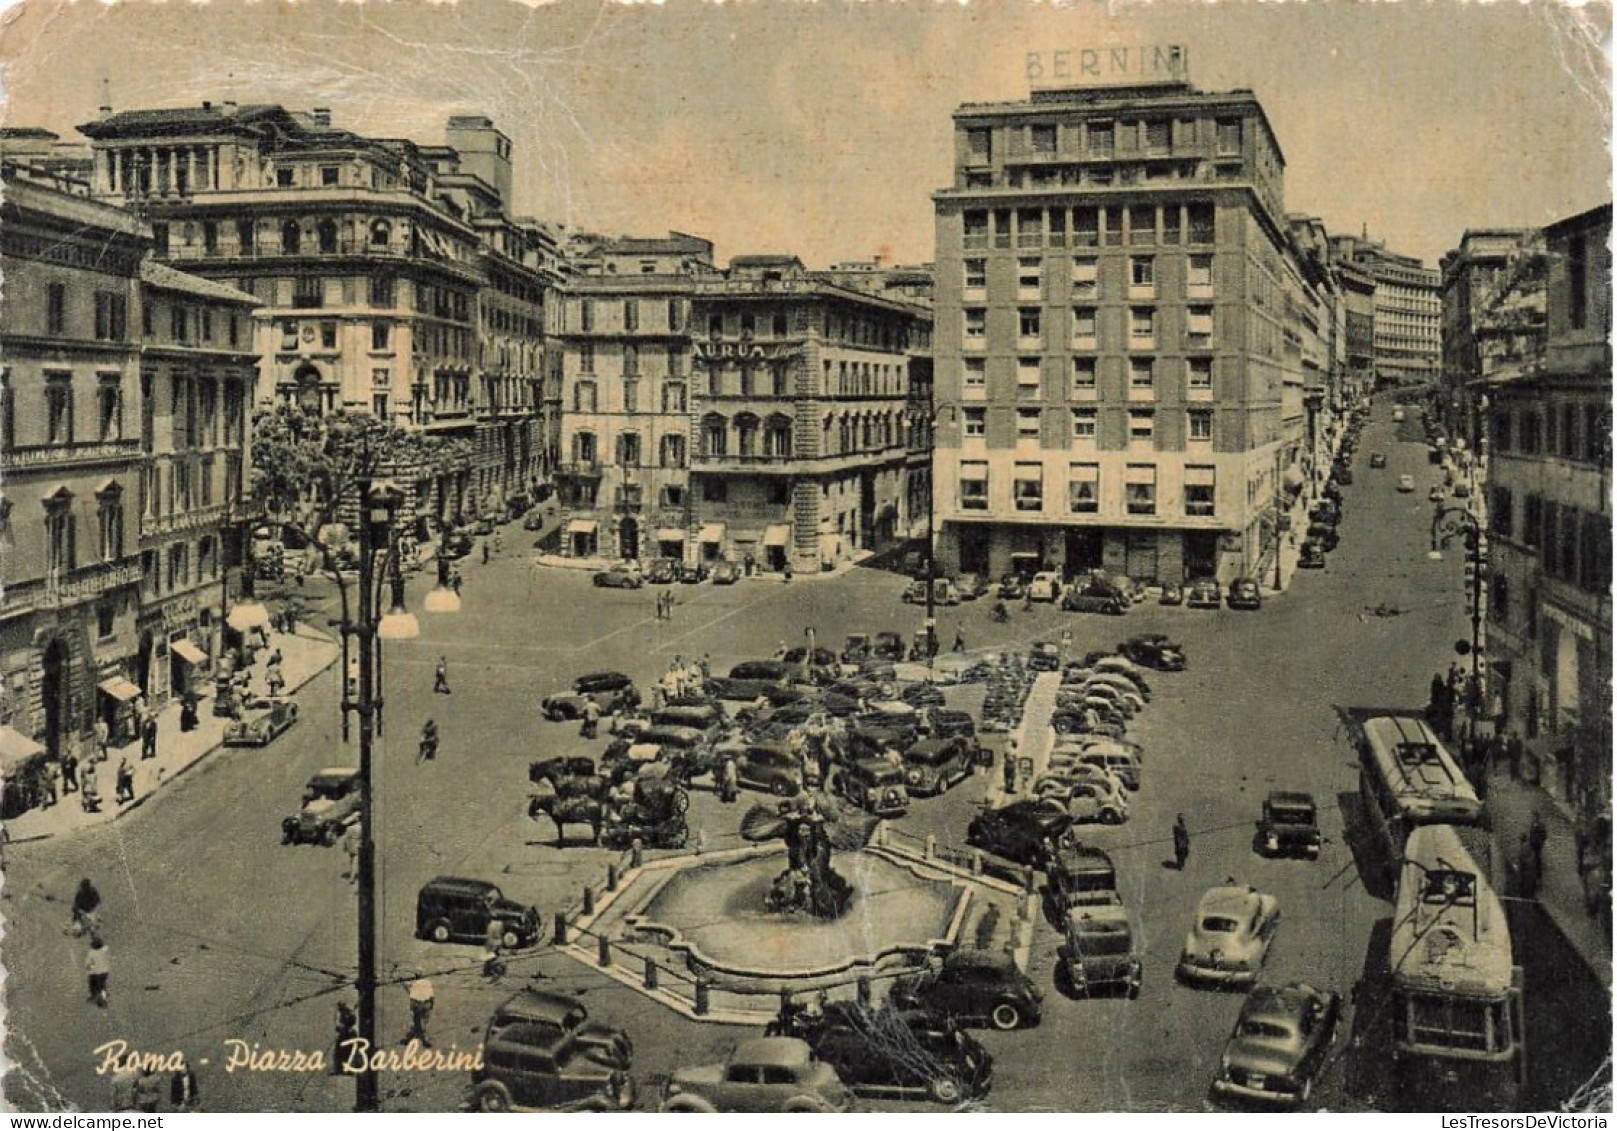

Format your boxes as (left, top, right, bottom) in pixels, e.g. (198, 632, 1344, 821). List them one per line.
(1026, 44, 1189, 88)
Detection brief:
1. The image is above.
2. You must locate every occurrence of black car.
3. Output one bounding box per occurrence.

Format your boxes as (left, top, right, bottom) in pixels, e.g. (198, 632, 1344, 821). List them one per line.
(890, 950, 1043, 1031)
(804, 1003, 993, 1104)
(541, 672, 637, 720)
(415, 877, 542, 948)
(678, 562, 708, 584)
(966, 799, 1072, 868)
(1227, 578, 1263, 611)
(1298, 542, 1328, 569)
(1118, 634, 1186, 672)
(1256, 791, 1323, 860)
(646, 558, 680, 585)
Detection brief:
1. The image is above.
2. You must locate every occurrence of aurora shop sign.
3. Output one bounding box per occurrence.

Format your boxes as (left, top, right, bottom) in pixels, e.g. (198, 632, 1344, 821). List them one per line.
(692, 341, 800, 363)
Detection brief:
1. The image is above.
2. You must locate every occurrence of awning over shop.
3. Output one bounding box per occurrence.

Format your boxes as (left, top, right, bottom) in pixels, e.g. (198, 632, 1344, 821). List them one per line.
(698, 523, 726, 544)
(763, 524, 792, 547)
(98, 677, 143, 702)
(227, 601, 273, 632)
(656, 528, 687, 544)
(0, 725, 45, 773)
(171, 639, 208, 665)
(566, 519, 598, 535)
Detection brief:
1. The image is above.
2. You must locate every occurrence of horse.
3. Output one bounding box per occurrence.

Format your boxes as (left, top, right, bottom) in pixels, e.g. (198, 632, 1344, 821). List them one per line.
(528, 794, 603, 845)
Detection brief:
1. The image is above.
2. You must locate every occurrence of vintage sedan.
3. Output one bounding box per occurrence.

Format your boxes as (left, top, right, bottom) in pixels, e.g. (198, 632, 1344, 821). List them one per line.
(1211, 982, 1342, 1107)
(1256, 791, 1323, 860)
(1227, 578, 1263, 611)
(281, 767, 360, 846)
(902, 736, 975, 797)
(1369, 451, 1388, 469)
(966, 799, 1072, 868)
(592, 566, 644, 590)
(678, 561, 708, 584)
(224, 695, 300, 747)
(1037, 775, 1128, 825)
(541, 672, 638, 721)
(1185, 578, 1223, 610)
(1158, 582, 1185, 606)
(660, 1038, 851, 1112)
(1026, 571, 1064, 603)
(889, 949, 1043, 1032)
(1298, 542, 1328, 570)
(646, 558, 680, 585)
(806, 1003, 993, 1104)
(1118, 634, 1187, 672)
(1177, 885, 1282, 988)
(954, 573, 990, 601)
(710, 560, 741, 585)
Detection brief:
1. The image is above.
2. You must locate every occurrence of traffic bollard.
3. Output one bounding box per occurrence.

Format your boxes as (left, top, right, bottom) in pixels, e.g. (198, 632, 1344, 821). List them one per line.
(694, 978, 710, 1016)
(644, 956, 659, 990)
(582, 885, 595, 916)
(597, 934, 611, 967)
(553, 910, 568, 947)
(631, 839, 645, 869)
(607, 863, 619, 892)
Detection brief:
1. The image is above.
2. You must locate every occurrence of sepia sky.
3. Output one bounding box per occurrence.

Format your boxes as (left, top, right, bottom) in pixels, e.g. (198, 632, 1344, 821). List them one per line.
(0, 0, 1609, 269)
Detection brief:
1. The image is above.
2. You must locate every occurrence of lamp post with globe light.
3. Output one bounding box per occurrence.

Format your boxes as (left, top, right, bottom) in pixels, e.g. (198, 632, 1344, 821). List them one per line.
(1429, 503, 1487, 733)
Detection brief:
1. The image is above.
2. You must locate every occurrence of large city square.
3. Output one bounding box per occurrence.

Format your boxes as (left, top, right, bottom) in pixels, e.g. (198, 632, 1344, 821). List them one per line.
(0, 0, 1610, 1116)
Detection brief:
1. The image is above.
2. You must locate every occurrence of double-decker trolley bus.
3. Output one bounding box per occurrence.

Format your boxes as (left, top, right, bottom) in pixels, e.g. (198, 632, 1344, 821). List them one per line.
(1389, 823, 1525, 1108)
(1358, 715, 1484, 873)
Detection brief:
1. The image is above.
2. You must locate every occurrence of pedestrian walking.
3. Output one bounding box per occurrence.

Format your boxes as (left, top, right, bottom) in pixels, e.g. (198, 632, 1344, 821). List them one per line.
(493, 529, 503, 554)
(1529, 810, 1548, 875)
(580, 698, 601, 739)
(71, 877, 102, 936)
(719, 755, 739, 804)
(94, 717, 109, 761)
(85, 936, 110, 1006)
(134, 1066, 164, 1113)
(782, 560, 793, 582)
(952, 628, 966, 653)
(1173, 814, 1191, 870)
(140, 713, 158, 760)
(406, 976, 435, 1047)
(342, 824, 360, 880)
(170, 1056, 200, 1111)
(332, 1002, 358, 1074)
(1001, 750, 1017, 796)
(266, 665, 286, 697)
(451, 566, 464, 596)
(433, 656, 451, 694)
(699, 653, 712, 682)
(481, 540, 491, 565)
(61, 749, 79, 795)
(114, 759, 135, 806)
(80, 764, 101, 812)
(1517, 834, 1540, 899)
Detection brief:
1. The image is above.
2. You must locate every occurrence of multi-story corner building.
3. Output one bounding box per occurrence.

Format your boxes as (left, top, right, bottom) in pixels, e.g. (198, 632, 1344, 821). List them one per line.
(1284, 216, 1340, 492)
(0, 162, 148, 778)
(76, 102, 555, 522)
(931, 77, 1309, 586)
(551, 232, 714, 561)
(1483, 202, 1611, 821)
(1440, 229, 1540, 448)
(134, 262, 259, 711)
(1335, 258, 1377, 401)
(688, 257, 931, 573)
(1330, 233, 1440, 389)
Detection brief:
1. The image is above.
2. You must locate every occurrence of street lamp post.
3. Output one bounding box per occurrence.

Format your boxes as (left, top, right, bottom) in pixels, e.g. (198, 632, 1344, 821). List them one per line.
(1429, 503, 1487, 729)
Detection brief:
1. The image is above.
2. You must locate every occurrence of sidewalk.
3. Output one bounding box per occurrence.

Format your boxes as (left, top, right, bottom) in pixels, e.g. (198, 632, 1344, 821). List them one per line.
(6, 624, 340, 843)
(1486, 769, 1613, 990)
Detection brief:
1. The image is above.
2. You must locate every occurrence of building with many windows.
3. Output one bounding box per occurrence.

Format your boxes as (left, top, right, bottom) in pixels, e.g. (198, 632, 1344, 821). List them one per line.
(931, 78, 1310, 586)
(1483, 202, 1611, 823)
(1, 162, 149, 785)
(1331, 232, 1440, 388)
(1440, 228, 1541, 449)
(134, 262, 258, 712)
(76, 102, 559, 523)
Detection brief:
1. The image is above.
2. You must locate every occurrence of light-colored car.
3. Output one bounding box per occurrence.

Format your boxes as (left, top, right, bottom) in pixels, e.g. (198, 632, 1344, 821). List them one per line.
(1050, 747, 1141, 791)
(1397, 474, 1416, 493)
(282, 767, 360, 846)
(1212, 982, 1341, 1107)
(1027, 571, 1064, 602)
(1036, 774, 1129, 825)
(1177, 884, 1281, 988)
(223, 695, 300, 747)
(660, 1037, 852, 1112)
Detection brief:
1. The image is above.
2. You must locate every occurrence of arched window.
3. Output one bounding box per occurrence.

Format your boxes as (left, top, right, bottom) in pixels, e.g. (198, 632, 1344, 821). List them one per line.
(701, 413, 728, 457)
(370, 219, 392, 247)
(317, 219, 338, 254)
(281, 220, 301, 255)
(734, 413, 760, 458)
(764, 414, 793, 458)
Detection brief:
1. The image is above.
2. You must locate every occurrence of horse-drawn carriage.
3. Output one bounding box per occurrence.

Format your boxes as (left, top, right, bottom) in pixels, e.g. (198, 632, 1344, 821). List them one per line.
(601, 776, 690, 850)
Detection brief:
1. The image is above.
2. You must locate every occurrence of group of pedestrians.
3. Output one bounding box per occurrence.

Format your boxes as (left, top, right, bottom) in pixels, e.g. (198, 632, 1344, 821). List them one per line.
(653, 589, 678, 620)
(110, 1056, 200, 1113)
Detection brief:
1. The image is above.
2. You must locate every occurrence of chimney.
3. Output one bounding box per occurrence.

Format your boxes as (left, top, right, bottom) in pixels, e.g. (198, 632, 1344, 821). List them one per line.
(311, 107, 331, 129)
(98, 76, 112, 119)
(223, 99, 238, 116)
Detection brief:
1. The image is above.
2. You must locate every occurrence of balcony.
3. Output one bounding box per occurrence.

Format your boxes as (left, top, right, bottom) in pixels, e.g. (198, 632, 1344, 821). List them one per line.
(3, 561, 143, 615)
(140, 504, 227, 541)
(2, 439, 142, 472)
(556, 460, 603, 478)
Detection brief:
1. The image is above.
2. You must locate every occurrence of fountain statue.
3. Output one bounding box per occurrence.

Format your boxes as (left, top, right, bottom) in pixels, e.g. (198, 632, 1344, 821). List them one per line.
(739, 795, 863, 920)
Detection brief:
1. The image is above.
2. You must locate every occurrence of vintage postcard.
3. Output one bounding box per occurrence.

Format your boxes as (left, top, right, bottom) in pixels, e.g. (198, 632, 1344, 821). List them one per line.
(0, 0, 1610, 1116)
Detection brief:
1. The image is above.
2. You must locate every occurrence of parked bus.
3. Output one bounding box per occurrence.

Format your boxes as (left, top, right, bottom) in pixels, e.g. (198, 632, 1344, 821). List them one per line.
(1389, 823, 1524, 1109)
(1358, 716, 1484, 876)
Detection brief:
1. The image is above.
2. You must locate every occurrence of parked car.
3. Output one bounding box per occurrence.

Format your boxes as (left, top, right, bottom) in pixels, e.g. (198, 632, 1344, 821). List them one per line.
(646, 558, 680, 585)
(1027, 571, 1064, 602)
(997, 574, 1027, 601)
(966, 799, 1072, 867)
(1062, 574, 1129, 615)
(1158, 582, 1185, 607)
(485, 989, 633, 1070)
(710, 560, 741, 585)
(1397, 474, 1416, 493)
(1211, 982, 1342, 1107)
(1369, 452, 1387, 469)
(415, 876, 542, 948)
(902, 736, 975, 797)
(954, 573, 990, 601)
(1050, 746, 1141, 791)
(1028, 641, 1062, 672)
(1298, 542, 1328, 569)
(804, 1003, 993, 1105)
(281, 767, 360, 846)
(224, 695, 299, 747)
(592, 566, 643, 589)
(1185, 578, 1223, 610)
(679, 561, 708, 584)
(1452, 480, 1473, 499)
(1118, 634, 1186, 672)
(1306, 523, 1340, 552)
(1256, 791, 1323, 859)
(471, 1031, 636, 1112)
(1333, 466, 1354, 486)
(1041, 775, 1129, 825)
(1045, 838, 1120, 913)
(541, 672, 637, 720)
(1227, 578, 1263, 611)
(889, 950, 1043, 1031)
(1176, 884, 1281, 988)
(1428, 484, 1446, 503)
(833, 757, 910, 817)
(442, 530, 474, 559)
(731, 742, 806, 797)
(660, 1037, 852, 1112)
(1057, 903, 1142, 999)
(903, 578, 961, 606)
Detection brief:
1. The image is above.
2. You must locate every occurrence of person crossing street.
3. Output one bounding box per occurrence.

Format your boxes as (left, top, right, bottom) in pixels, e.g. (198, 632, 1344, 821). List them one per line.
(1173, 814, 1191, 871)
(433, 656, 451, 694)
